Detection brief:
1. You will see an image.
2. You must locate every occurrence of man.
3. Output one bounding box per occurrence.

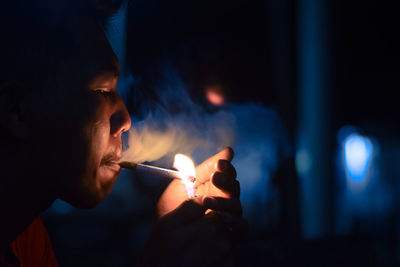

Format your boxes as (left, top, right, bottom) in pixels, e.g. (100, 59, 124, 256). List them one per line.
(0, 0, 244, 266)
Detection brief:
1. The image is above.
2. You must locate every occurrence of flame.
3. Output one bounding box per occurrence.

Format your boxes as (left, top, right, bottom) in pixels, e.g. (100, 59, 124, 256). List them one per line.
(173, 154, 196, 198)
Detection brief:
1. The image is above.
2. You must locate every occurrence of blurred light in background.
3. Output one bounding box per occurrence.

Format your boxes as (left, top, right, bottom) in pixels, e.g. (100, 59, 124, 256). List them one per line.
(295, 148, 312, 177)
(334, 126, 395, 237)
(205, 85, 225, 106)
(344, 134, 373, 182)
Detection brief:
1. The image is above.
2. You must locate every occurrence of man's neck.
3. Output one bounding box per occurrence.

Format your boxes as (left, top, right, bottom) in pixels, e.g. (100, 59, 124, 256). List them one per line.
(0, 157, 55, 253)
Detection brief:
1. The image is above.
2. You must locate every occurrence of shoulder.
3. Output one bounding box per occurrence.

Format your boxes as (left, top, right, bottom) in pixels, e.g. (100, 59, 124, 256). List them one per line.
(11, 218, 58, 267)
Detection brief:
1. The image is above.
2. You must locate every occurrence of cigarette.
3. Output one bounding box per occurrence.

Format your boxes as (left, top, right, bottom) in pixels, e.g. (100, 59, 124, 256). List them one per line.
(119, 161, 196, 183)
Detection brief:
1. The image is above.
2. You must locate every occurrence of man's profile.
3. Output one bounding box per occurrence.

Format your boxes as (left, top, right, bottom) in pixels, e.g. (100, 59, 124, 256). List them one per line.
(0, 1, 244, 266)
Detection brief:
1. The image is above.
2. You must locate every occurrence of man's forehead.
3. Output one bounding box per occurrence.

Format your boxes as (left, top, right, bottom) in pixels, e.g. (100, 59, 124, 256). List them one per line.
(89, 55, 120, 78)
(90, 70, 119, 87)
(67, 22, 120, 81)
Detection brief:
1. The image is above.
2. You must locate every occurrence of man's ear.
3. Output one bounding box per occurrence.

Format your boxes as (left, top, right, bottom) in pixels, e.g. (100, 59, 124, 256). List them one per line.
(0, 82, 30, 140)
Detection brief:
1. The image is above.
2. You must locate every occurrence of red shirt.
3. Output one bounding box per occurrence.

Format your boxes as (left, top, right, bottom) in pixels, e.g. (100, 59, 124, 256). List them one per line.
(1, 218, 58, 267)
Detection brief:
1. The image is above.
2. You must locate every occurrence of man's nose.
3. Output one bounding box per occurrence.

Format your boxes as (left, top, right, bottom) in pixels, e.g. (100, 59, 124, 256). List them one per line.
(110, 96, 131, 137)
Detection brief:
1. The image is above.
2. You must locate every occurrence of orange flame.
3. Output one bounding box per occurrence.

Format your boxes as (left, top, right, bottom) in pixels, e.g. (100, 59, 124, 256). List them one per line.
(173, 154, 196, 197)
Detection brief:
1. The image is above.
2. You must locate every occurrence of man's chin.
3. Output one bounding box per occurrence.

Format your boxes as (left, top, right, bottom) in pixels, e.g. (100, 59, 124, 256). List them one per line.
(60, 193, 102, 209)
(58, 166, 120, 209)
(61, 182, 116, 209)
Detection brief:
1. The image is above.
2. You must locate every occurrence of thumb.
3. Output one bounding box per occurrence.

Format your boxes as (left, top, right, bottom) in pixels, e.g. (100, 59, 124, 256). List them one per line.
(204, 147, 234, 165)
(196, 147, 234, 183)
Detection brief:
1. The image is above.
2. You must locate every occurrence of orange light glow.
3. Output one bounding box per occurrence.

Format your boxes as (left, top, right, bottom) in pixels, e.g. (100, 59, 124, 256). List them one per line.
(205, 86, 225, 106)
(173, 154, 196, 197)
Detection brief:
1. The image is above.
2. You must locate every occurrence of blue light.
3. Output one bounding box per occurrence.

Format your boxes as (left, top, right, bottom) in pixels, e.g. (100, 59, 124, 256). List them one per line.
(295, 148, 312, 177)
(344, 134, 373, 182)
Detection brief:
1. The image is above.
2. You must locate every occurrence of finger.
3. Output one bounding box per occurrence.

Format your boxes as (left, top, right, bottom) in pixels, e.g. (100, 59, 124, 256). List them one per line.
(217, 159, 237, 179)
(204, 197, 242, 214)
(212, 172, 240, 198)
(160, 196, 206, 229)
(196, 147, 234, 184)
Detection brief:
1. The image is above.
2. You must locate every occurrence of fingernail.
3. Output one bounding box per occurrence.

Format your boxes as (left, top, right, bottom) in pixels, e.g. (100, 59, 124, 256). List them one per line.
(219, 160, 229, 171)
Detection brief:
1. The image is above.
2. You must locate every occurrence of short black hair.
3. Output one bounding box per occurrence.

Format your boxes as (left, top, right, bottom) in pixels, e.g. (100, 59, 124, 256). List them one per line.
(0, 0, 124, 150)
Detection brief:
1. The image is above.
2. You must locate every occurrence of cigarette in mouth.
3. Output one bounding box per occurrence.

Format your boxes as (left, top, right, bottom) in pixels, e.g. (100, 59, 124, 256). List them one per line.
(119, 161, 196, 183)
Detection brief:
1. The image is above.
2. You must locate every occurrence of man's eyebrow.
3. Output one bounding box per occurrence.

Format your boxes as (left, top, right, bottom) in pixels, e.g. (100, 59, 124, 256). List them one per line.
(94, 65, 119, 79)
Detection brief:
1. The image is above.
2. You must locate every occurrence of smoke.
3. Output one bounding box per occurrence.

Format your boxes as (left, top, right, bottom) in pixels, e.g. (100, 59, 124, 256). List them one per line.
(122, 111, 236, 164)
(120, 67, 236, 166)
(118, 65, 292, 229)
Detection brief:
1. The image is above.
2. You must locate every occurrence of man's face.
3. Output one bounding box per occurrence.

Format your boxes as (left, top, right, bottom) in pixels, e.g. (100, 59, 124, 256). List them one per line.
(28, 21, 131, 208)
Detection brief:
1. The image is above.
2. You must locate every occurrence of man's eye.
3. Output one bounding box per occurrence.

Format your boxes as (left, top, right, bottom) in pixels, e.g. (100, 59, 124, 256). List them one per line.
(95, 88, 112, 98)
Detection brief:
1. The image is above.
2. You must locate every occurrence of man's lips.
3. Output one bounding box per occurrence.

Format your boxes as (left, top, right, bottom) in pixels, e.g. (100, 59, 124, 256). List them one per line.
(101, 154, 122, 172)
(102, 160, 121, 172)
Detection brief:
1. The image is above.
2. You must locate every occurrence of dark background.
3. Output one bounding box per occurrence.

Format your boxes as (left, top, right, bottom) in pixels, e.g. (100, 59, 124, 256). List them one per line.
(42, 0, 400, 266)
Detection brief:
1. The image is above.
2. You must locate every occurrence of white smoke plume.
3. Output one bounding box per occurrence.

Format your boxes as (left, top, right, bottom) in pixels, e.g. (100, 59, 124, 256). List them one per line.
(122, 110, 236, 164)
(120, 67, 237, 166)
